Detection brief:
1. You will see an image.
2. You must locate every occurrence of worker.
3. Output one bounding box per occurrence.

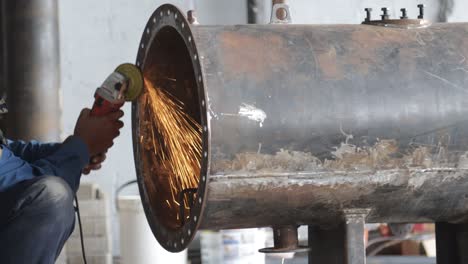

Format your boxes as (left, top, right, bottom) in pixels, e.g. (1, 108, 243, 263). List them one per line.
(0, 96, 124, 264)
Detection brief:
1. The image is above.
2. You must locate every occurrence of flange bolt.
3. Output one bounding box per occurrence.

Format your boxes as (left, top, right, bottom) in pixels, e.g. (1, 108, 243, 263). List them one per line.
(365, 8, 373, 22)
(400, 8, 408, 19)
(418, 4, 425, 19)
(381, 7, 390, 20)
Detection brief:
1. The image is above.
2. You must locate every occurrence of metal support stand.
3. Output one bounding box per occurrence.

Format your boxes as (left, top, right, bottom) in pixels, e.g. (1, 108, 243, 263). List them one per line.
(309, 211, 367, 264)
(436, 222, 468, 264)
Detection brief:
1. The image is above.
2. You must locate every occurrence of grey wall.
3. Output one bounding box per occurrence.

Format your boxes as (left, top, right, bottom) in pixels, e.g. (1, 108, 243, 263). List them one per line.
(58, 0, 468, 256)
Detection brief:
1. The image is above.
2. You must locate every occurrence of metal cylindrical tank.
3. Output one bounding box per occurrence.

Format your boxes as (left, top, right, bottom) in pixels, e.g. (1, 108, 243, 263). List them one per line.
(132, 4, 468, 252)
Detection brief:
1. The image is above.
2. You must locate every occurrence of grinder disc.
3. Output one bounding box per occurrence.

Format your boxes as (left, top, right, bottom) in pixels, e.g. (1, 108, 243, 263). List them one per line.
(115, 63, 143, 101)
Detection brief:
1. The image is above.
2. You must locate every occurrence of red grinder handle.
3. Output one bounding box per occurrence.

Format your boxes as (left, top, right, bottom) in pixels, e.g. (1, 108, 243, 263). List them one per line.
(90, 93, 124, 116)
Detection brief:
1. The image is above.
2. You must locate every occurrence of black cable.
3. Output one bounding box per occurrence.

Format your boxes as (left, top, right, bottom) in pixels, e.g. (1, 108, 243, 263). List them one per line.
(114, 179, 138, 211)
(74, 195, 88, 264)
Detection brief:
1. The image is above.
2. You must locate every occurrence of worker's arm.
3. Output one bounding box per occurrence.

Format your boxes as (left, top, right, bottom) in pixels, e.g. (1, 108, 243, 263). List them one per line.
(28, 136, 90, 192)
(29, 108, 123, 192)
(0, 108, 123, 193)
(0, 136, 89, 193)
(7, 140, 62, 163)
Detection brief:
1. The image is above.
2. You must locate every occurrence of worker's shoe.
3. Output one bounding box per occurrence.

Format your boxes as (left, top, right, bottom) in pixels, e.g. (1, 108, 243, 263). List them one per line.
(0, 176, 75, 264)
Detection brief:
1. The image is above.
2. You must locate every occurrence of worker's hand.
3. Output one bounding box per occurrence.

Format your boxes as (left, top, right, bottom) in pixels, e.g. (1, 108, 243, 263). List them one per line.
(82, 153, 107, 175)
(74, 108, 124, 156)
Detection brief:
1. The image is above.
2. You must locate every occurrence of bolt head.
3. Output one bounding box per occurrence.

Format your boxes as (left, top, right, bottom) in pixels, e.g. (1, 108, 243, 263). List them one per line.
(365, 8, 372, 11)
(418, 4, 425, 8)
(381, 7, 388, 11)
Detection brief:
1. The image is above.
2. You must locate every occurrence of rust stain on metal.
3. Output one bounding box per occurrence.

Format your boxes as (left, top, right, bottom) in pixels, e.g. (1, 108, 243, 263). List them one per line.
(342, 28, 415, 75)
(316, 47, 342, 80)
(398, 48, 420, 74)
(325, 140, 433, 171)
(211, 139, 440, 174)
(219, 31, 290, 81)
(212, 149, 322, 173)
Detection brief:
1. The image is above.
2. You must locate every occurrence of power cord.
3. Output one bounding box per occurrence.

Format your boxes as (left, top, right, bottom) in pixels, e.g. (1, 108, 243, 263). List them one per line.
(72, 179, 137, 264)
(74, 195, 88, 264)
(114, 180, 138, 211)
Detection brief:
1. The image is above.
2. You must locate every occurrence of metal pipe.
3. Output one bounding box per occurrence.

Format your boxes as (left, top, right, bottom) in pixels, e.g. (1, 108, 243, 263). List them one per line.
(247, 0, 258, 24)
(0, 1, 4, 98)
(1, 0, 61, 141)
(133, 4, 468, 252)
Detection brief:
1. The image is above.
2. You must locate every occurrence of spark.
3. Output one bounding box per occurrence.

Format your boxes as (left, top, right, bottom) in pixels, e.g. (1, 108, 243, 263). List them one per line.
(143, 78, 202, 225)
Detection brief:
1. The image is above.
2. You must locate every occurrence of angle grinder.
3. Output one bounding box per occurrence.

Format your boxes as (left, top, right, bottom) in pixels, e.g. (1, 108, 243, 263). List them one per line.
(90, 63, 143, 116)
(86, 63, 143, 168)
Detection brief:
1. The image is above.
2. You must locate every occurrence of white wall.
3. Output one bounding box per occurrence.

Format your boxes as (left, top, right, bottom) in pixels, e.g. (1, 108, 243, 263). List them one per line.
(59, 0, 468, 256)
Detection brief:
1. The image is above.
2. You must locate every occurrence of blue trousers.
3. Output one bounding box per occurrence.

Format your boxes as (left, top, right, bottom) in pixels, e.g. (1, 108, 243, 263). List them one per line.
(0, 176, 76, 264)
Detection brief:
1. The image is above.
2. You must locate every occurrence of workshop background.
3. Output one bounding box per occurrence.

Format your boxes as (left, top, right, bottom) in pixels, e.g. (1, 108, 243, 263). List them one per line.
(1, 0, 467, 262)
(59, 0, 466, 258)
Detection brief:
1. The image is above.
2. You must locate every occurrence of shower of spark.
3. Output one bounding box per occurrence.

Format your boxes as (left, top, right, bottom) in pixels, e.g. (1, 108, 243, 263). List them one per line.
(143, 78, 202, 223)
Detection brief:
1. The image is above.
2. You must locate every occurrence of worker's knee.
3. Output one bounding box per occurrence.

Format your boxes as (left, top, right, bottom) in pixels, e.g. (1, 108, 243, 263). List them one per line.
(28, 176, 75, 225)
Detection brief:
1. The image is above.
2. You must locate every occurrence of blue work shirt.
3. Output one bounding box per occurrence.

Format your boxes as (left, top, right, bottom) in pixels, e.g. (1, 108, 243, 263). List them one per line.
(0, 136, 89, 193)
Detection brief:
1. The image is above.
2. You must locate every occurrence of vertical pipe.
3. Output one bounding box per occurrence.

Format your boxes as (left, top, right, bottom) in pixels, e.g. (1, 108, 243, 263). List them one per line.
(345, 214, 366, 264)
(438, 0, 454, 22)
(0, 1, 5, 98)
(0, 1, 8, 131)
(247, 0, 258, 24)
(2, 0, 61, 141)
